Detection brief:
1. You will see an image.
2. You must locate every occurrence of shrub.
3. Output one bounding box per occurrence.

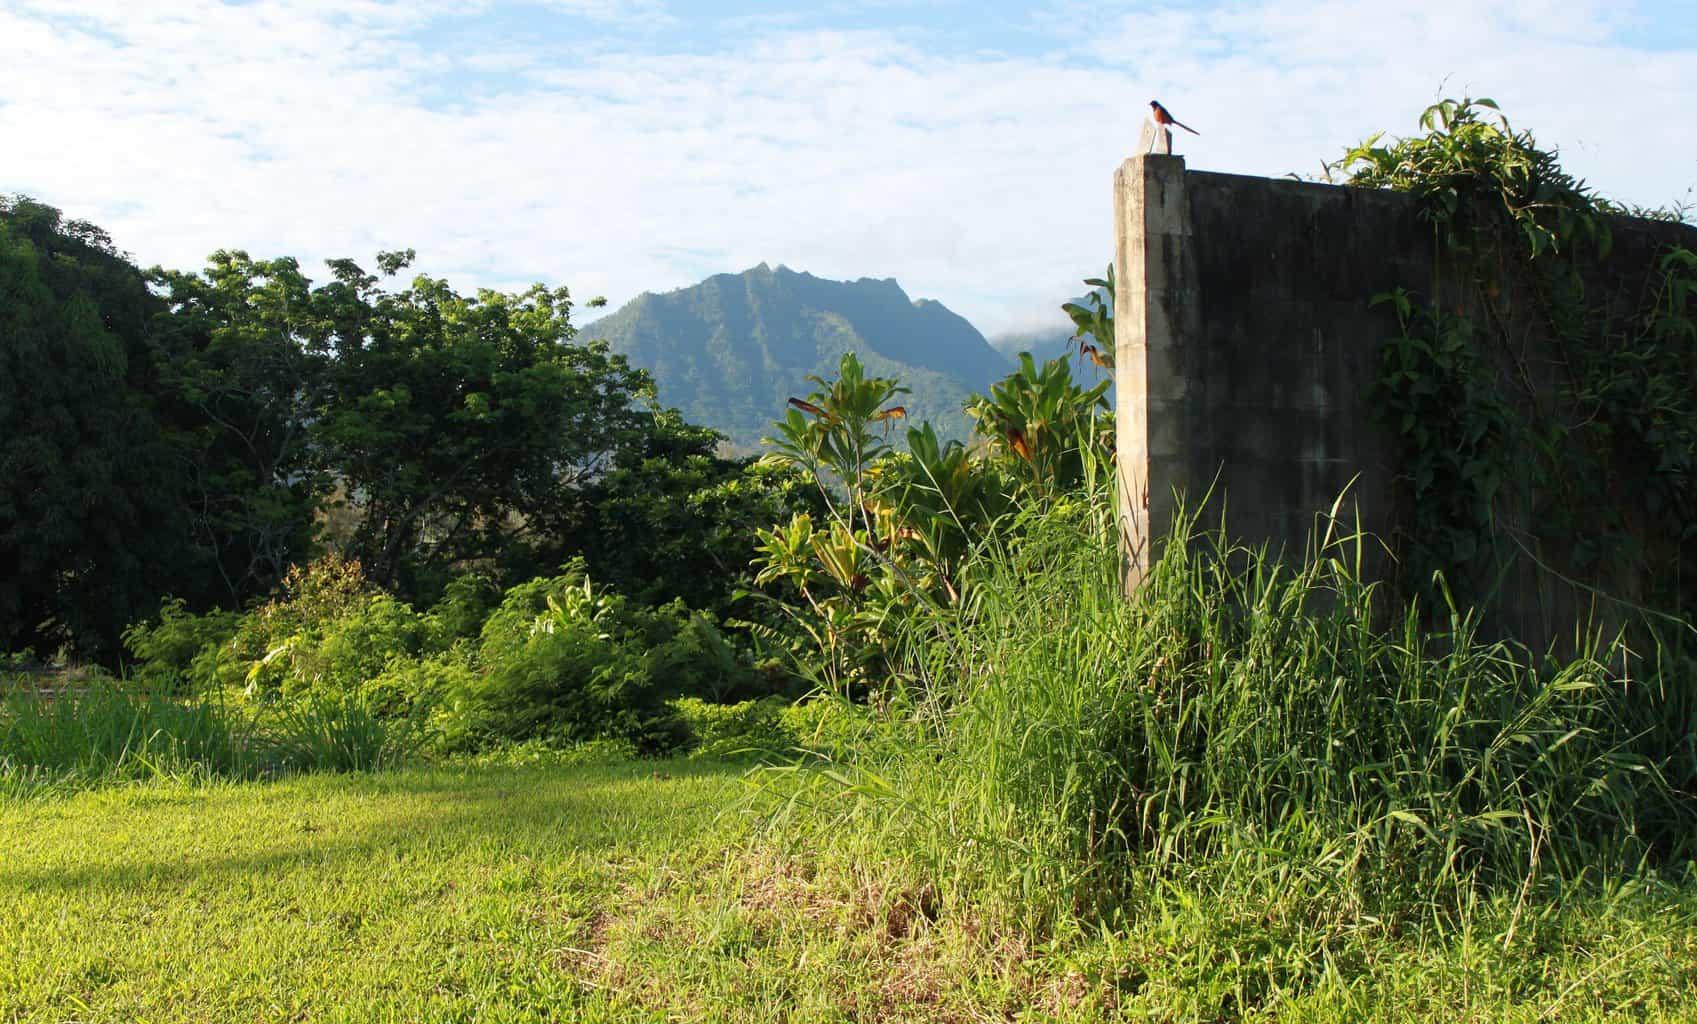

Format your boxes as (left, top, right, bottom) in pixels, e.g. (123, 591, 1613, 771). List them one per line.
(663, 610, 769, 702)
(121, 599, 240, 693)
(292, 594, 426, 694)
(433, 565, 695, 754)
(424, 573, 502, 648)
(272, 692, 413, 773)
(674, 696, 793, 760)
(755, 352, 1109, 695)
(114, 552, 765, 761)
(213, 558, 430, 706)
(365, 648, 477, 721)
(206, 556, 372, 694)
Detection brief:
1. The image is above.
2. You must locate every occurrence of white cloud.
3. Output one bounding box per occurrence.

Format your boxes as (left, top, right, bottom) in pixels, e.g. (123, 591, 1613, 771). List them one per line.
(1, 1, 1692, 339)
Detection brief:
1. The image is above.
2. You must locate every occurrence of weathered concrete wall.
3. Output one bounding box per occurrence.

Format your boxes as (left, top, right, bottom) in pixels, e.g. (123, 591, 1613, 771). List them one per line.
(1115, 155, 1432, 583)
(1113, 153, 1697, 642)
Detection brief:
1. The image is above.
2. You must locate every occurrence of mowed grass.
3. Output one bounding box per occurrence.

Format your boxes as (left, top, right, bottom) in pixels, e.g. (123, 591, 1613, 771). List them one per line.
(0, 760, 740, 1023)
(4, 761, 1697, 1023)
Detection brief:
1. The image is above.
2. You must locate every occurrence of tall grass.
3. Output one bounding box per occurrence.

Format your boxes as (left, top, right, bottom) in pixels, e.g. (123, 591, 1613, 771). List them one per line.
(1, 682, 414, 796)
(771, 491, 1697, 935)
(0, 683, 250, 792)
(272, 693, 414, 773)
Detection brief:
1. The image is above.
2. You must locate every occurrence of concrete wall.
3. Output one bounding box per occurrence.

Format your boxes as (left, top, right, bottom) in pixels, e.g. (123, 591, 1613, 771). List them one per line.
(1112, 154, 1697, 642)
(1115, 155, 1429, 583)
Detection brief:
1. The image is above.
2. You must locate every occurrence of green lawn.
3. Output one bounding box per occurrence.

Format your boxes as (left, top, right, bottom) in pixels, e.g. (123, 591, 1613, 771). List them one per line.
(5, 762, 1697, 1023)
(1, 760, 743, 1023)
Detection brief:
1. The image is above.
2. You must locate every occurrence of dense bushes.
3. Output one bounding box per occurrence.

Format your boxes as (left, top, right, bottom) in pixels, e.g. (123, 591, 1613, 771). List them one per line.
(6, 547, 788, 793)
(119, 598, 239, 694)
(428, 565, 794, 752)
(673, 696, 791, 760)
(116, 555, 772, 760)
(125, 555, 427, 704)
(434, 570, 691, 753)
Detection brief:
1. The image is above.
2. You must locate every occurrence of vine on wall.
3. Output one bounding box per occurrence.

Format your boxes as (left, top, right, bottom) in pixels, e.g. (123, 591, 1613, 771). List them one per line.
(1335, 98, 1697, 621)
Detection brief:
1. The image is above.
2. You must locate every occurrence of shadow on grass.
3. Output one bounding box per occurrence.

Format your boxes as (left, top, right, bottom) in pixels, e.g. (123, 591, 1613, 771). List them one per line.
(0, 759, 748, 896)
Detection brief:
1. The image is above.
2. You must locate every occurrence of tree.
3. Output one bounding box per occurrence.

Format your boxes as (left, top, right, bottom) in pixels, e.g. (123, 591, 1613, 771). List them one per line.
(0, 197, 189, 660)
(148, 252, 327, 604)
(557, 409, 820, 614)
(149, 247, 677, 603)
(303, 255, 654, 597)
(3, 203, 775, 657)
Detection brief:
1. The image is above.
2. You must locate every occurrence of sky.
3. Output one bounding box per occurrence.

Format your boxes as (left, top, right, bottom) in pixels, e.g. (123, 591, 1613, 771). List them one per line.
(4, 0, 1695, 337)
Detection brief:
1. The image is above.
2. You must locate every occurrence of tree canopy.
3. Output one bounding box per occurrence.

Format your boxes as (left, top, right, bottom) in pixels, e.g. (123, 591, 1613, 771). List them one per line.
(2, 198, 797, 661)
(0, 198, 188, 659)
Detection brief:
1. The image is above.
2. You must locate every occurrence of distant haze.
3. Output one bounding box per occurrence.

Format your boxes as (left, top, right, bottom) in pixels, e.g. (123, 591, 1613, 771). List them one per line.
(989, 286, 1112, 361)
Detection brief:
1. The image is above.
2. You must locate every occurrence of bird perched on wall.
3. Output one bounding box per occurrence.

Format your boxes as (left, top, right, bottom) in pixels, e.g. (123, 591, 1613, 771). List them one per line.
(1149, 100, 1199, 135)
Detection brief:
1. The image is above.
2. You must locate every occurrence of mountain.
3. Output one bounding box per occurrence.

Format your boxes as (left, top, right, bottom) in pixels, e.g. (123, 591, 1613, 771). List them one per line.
(580, 264, 1013, 451)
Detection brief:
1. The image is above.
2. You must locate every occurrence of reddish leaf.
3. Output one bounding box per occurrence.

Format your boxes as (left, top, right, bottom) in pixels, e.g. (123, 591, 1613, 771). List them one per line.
(1006, 428, 1032, 462)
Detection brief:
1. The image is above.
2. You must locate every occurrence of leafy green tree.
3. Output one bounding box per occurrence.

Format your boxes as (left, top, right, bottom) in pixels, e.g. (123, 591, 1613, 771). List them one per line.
(4, 200, 817, 659)
(303, 254, 653, 596)
(148, 252, 327, 603)
(0, 197, 190, 660)
(556, 409, 820, 614)
(150, 248, 673, 603)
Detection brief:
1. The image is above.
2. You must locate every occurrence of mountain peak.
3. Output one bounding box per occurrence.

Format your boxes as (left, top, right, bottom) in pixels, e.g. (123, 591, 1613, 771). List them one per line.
(583, 267, 1011, 450)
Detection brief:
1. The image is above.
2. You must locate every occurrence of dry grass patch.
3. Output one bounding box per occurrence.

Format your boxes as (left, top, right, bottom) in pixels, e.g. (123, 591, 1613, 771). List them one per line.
(568, 847, 1123, 1023)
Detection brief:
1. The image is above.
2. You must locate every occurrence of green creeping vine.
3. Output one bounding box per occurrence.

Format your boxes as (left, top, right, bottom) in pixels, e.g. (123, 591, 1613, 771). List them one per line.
(1338, 98, 1697, 619)
(1369, 290, 1512, 598)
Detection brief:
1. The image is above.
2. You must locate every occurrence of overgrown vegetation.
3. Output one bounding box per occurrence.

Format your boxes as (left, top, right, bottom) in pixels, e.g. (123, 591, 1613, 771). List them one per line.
(770, 489, 1697, 934)
(6, 97, 1697, 1020)
(755, 349, 1110, 692)
(1336, 98, 1697, 627)
(0, 680, 415, 797)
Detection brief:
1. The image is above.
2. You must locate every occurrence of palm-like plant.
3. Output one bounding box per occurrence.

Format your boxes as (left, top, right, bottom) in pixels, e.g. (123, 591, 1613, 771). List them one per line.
(873, 424, 1011, 600)
(756, 349, 1114, 693)
(1061, 264, 1115, 372)
(966, 354, 1111, 498)
(763, 352, 908, 533)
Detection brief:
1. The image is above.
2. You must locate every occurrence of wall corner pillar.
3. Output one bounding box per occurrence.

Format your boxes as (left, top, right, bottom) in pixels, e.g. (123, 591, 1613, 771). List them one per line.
(1114, 154, 1198, 595)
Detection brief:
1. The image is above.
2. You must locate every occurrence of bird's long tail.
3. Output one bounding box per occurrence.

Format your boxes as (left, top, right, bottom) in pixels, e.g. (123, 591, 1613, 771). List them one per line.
(1171, 119, 1200, 135)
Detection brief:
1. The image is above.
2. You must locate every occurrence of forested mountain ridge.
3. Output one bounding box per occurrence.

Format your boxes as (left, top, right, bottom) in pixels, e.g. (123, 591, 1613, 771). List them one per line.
(582, 264, 1012, 449)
